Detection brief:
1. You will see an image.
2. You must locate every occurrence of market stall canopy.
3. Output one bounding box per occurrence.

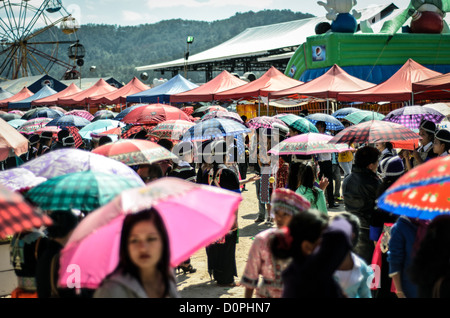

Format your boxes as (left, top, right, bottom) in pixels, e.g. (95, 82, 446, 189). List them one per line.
(31, 83, 82, 107)
(170, 70, 247, 103)
(337, 59, 442, 103)
(0, 75, 67, 94)
(270, 64, 375, 100)
(126, 74, 198, 104)
(214, 66, 302, 101)
(57, 79, 118, 107)
(0, 87, 33, 108)
(8, 85, 58, 109)
(412, 72, 450, 100)
(88, 77, 149, 106)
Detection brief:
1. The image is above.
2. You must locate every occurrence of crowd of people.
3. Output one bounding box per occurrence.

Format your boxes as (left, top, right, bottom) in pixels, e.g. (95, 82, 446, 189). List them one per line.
(3, 109, 450, 299)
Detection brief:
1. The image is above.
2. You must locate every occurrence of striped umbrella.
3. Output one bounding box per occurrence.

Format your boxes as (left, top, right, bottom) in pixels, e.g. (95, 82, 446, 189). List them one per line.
(147, 120, 195, 141)
(17, 117, 53, 134)
(344, 110, 385, 125)
(182, 118, 250, 141)
(383, 105, 445, 130)
(65, 110, 95, 121)
(25, 171, 143, 213)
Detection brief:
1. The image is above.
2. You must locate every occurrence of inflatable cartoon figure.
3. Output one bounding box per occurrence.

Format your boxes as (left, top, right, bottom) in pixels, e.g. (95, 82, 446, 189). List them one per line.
(317, 0, 361, 33)
(409, 0, 447, 33)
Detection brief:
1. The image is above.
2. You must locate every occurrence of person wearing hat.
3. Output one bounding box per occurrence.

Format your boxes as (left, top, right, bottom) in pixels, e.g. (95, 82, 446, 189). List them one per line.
(19, 134, 40, 162)
(241, 188, 311, 298)
(50, 130, 75, 151)
(37, 131, 54, 156)
(408, 120, 438, 169)
(433, 128, 450, 157)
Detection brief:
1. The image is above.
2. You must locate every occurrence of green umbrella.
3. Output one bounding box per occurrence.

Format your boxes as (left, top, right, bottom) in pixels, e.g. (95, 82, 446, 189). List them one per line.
(344, 110, 385, 125)
(25, 171, 143, 213)
(279, 114, 319, 134)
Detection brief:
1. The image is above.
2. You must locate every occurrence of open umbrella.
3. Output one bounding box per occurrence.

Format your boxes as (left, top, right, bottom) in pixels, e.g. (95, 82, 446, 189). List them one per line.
(422, 103, 450, 116)
(121, 104, 191, 125)
(8, 110, 25, 116)
(0, 113, 21, 121)
(58, 177, 242, 289)
(344, 110, 385, 125)
(0, 118, 29, 161)
(201, 110, 244, 124)
(7, 119, 27, 129)
(328, 120, 420, 145)
(331, 107, 361, 119)
(65, 110, 94, 121)
(182, 118, 250, 141)
(268, 132, 353, 155)
(246, 116, 287, 129)
(16, 117, 53, 134)
(192, 105, 227, 117)
(278, 114, 319, 133)
(306, 113, 345, 131)
(114, 104, 147, 121)
(92, 139, 178, 166)
(77, 119, 125, 139)
(22, 108, 63, 120)
(92, 111, 116, 122)
(0, 168, 47, 192)
(20, 148, 144, 185)
(45, 115, 91, 129)
(25, 171, 143, 213)
(377, 156, 450, 220)
(0, 184, 52, 239)
(383, 105, 445, 130)
(147, 120, 195, 142)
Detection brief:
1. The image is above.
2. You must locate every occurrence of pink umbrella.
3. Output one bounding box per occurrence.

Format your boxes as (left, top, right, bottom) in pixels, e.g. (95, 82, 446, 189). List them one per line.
(58, 177, 242, 289)
(65, 110, 94, 121)
(268, 132, 353, 155)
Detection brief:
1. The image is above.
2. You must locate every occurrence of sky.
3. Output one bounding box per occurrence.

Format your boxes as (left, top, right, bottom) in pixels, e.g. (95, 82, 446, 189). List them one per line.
(60, 0, 412, 26)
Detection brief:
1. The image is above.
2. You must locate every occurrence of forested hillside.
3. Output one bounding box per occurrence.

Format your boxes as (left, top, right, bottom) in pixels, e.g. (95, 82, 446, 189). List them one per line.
(55, 9, 314, 84)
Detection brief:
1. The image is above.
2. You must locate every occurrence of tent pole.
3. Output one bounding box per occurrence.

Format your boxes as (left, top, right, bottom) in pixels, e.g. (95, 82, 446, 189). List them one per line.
(258, 97, 261, 117)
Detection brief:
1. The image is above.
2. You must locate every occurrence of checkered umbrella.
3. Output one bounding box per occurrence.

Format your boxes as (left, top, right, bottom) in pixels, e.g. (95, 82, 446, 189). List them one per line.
(306, 113, 345, 131)
(331, 107, 361, 119)
(25, 171, 143, 213)
(247, 116, 288, 129)
(344, 110, 385, 125)
(383, 105, 445, 130)
(377, 156, 450, 220)
(46, 115, 91, 129)
(278, 114, 319, 133)
(17, 117, 53, 134)
(65, 110, 94, 121)
(182, 118, 250, 141)
(92, 139, 178, 166)
(0, 184, 52, 239)
(328, 120, 420, 145)
(201, 111, 244, 124)
(147, 120, 195, 141)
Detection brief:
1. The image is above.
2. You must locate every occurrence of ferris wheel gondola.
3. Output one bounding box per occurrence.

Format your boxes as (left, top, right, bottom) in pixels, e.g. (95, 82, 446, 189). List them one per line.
(0, 0, 84, 81)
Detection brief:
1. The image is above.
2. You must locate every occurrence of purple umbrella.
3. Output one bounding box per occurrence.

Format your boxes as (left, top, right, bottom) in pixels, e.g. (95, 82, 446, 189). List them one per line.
(0, 168, 47, 192)
(383, 105, 445, 130)
(20, 148, 145, 185)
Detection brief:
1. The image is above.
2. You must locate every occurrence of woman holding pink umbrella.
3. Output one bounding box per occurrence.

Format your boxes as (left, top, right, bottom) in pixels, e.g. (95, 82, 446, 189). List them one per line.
(94, 208, 179, 298)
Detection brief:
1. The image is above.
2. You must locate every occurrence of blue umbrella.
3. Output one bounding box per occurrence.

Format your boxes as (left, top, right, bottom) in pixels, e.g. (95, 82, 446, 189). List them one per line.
(331, 107, 360, 119)
(114, 104, 147, 121)
(78, 119, 125, 139)
(182, 118, 250, 141)
(46, 115, 91, 129)
(306, 113, 345, 131)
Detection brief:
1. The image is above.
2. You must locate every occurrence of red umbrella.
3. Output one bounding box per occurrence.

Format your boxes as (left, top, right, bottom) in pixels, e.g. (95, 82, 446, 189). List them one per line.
(92, 139, 177, 166)
(0, 184, 52, 239)
(121, 104, 191, 125)
(328, 120, 420, 145)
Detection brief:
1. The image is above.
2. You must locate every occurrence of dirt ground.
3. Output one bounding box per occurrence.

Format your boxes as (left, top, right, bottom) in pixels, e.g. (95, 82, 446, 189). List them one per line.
(175, 172, 344, 298)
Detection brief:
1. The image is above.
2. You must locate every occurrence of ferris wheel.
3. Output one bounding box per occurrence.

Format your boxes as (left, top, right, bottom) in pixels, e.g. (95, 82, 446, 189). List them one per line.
(0, 0, 85, 81)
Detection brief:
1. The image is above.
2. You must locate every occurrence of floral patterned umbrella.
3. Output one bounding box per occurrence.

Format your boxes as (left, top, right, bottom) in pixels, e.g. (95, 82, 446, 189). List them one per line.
(147, 120, 195, 141)
(92, 139, 177, 166)
(377, 156, 450, 220)
(268, 133, 353, 155)
(16, 117, 53, 134)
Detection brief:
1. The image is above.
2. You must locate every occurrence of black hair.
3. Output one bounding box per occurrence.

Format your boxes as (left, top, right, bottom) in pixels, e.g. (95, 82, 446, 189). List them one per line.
(46, 210, 79, 239)
(270, 210, 328, 262)
(98, 136, 112, 146)
(334, 212, 360, 247)
(157, 139, 174, 151)
(315, 121, 326, 130)
(298, 165, 319, 206)
(354, 146, 380, 169)
(114, 208, 173, 297)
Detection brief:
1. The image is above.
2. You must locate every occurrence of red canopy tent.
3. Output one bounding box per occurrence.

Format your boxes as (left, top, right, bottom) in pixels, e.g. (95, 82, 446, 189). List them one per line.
(170, 70, 247, 103)
(87, 77, 149, 106)
(31, 83, 81, 106)
(270, 64, 376, 100)
(337, 59, 442, 103)
(57, 79, 117, 107)
(0, 87, 33, 108)
(412, 72, 450, 101)
(214, 66, 303, 101)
